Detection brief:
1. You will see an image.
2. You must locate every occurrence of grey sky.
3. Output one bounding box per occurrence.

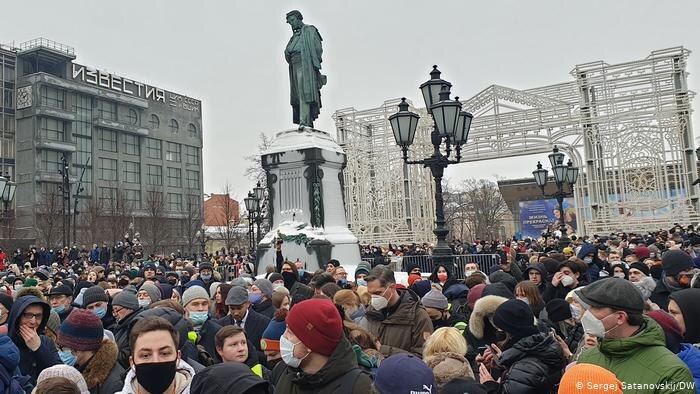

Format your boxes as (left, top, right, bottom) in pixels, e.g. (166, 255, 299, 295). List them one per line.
(4, 0, 700, 200)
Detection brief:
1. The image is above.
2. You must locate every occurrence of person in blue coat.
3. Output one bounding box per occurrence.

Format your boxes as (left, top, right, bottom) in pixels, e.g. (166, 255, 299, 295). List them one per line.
(647, 310, 700, 391)
(0, 335, 31, 394)
(7, 295, 61, 385)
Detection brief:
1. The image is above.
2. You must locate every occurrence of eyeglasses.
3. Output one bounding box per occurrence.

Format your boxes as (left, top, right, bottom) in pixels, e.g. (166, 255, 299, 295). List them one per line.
(21, 312, 43, 321)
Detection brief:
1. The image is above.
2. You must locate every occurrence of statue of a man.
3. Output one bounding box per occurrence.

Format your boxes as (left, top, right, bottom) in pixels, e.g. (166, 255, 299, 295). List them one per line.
(285, 10, 326, 129)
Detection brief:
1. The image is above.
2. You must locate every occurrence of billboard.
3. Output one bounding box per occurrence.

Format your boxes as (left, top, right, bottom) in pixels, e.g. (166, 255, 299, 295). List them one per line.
(519, 198, 576, 239)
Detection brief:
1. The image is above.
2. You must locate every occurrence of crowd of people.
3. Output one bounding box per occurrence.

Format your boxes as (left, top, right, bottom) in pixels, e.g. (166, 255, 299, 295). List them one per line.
(0, 226, 697, 393)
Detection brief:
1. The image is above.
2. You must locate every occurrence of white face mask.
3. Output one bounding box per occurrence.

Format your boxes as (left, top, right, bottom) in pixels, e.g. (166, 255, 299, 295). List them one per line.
(570, 304, 581, 320)
(465, 270, 476, 278)
(517, 296, 529, 305)
(613, 273, 625, 278)
(371, 286, 391, 311)
(580, 310, 617, 338)
(561, 275, 575, 287)
(280, 335, 308, 368)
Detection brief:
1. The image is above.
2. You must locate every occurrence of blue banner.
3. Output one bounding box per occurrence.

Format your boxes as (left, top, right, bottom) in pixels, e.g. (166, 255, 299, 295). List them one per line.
(519, 198, 576, 239)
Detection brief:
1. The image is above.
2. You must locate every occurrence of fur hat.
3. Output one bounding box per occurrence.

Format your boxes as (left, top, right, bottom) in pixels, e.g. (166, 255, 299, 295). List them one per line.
(468, 295, 507, 340)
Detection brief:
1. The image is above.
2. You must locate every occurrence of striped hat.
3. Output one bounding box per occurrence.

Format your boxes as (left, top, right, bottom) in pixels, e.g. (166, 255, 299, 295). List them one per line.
(57, 309, 104, 351)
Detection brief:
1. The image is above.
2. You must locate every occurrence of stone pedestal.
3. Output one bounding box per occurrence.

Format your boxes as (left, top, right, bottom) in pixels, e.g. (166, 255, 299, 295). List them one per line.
(257, 127, 360, 273)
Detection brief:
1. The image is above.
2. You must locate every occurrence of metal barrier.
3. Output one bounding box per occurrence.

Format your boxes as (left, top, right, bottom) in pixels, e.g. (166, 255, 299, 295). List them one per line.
(401, 254, 501, 279)
(215, 265, 239, 282)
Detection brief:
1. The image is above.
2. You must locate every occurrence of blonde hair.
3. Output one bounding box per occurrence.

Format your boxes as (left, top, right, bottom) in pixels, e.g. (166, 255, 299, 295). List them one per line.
(423, 327, 467, 359)
(355, 285, 371, 307)
(333, 289, 360, 308)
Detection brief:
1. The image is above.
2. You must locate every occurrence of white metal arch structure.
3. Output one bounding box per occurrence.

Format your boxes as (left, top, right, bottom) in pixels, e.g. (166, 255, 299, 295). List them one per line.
(334, 47, 697, 242)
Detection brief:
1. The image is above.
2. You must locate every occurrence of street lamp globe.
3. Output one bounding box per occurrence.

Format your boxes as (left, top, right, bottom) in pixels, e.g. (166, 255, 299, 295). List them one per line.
(533, 161, 548, 188)
(254, 182, 265, 201)
(244, 192, 257, 213)
(548, 146, 565, 168)
(419, 65, 451, 114)
(566, 159, 580, 184)
(389, 97, 420, 147)
(431, 85, 462, 139)
(451, 110, 473, 146)
(0, 176, 7, 203)
(553, 163, 567, 184)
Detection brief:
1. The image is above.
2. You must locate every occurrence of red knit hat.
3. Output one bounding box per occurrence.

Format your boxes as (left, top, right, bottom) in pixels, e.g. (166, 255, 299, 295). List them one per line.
(286, 299, 342, 356)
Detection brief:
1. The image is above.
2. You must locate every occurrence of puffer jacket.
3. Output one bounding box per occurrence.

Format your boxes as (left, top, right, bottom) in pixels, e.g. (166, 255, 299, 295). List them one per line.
(272, 336, 372, 394)
(483, 332, 565, 394)
(363, 288, 433, 357)
(578, 317, 695, 394)
(676, 343, 700, 392)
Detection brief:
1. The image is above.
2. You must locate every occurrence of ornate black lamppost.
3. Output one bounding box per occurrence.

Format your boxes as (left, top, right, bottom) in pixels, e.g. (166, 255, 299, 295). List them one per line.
(532, 146, 579, 251)
(388, 66, 473, 267)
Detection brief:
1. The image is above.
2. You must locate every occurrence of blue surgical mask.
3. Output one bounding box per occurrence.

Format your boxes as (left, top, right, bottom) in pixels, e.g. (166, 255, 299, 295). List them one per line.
(93, 307, 107, 319)
(59, 350, 76, 366)
(201, 274, 212, 281)
(356, 278, 367, 287)
(248, 293, 263, 305)
(298, 269, 305, 277)
(52, 305, 65, 314)
(189, 311, 208, 325)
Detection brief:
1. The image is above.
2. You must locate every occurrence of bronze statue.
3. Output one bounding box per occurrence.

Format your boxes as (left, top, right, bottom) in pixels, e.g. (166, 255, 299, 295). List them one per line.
(285, 10, 326, 129)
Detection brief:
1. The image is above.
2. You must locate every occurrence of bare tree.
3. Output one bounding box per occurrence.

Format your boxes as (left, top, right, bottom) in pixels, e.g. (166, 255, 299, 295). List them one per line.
(244, 133, 275, 184)
(143, 187, 168, 254)
(79, 197, 105, 246)
(36, 185, 62, 247)
(214, 182, 240, 253)
(443, 179, 510, 241)
(183, 191, 203, 256)
(103, 187, 132, 245)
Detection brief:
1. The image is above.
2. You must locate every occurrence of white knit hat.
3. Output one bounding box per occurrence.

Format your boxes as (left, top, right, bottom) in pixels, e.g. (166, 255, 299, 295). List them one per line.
(33, 364, 89, 394)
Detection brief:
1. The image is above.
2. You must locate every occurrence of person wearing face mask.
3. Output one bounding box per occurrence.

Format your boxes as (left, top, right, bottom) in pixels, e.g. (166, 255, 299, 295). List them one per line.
(362, 266, 433, 357)
(270, 298, 372, 393)
(354, 261, 371, 287)
(421, 289, 467, 332)
(542, 260, 586, 303)
(611, 264, 629, 280)
(428, 264, 458, 288)
(117, 316, 196, 394)
(577, 243, 604, 283)
(192, 262, 220, 290)
(47, 284, 74, 323)
(294, 259, 312, 285)
(57, 309, 125, 394)
(540, 298, 585, 360)
(575, 278, 694, 390)
(279, 261, 313, 306)
(250, 279, 276, 319)
(137, 282, 162, 310)
(181, 286, 222, 365)
(333, 289, 366, 324)
(82, 286, 116, 332)
(650, 250, 696, 311)
(259, 308, 288, 371)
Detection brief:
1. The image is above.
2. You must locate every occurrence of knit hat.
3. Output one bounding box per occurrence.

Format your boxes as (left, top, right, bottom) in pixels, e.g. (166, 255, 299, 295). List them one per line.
(410, 279, 432, 298)
(57, 309, 104, 351)
(0, 293, 13, 314)
(492, 299, 538, 338)
(225, 286, 248, 306)
(286, 299, 342, 356)
(48, 284, 73, 297)
(182, 285, 209, 307)
(112, 291, 140, 311)
(403, 260, 421, 274)
(23, 278, 38, 287)
(467, 283, 486, 311)
(209, 282, 221, 299)
(355, 261, 371, 278)
(36, 364, 90, 394)
(576, 278, 644, 314)
(647, 310, 684, 353)
(629, 262, 650, 276)
(139, 282, 162, 302)
(407, 274, 422, 287)
(545, 298, 572, 322)
(482, 282, 514, 299)
(441, 378, 487, 394)
(662, 250, 693, 276)
(634, 245, 651, 260)
(374, 353, 436, 394)
(46, 309, 61, 335)
(421, 289, 448, 310)
(559, 363, 622, 394)
(253, 279, 273, 299)
(261, 314, 287, 352)
(198, 262, 213, 272)
(268, 273, 283, 284)
(81, 286, 109, 308)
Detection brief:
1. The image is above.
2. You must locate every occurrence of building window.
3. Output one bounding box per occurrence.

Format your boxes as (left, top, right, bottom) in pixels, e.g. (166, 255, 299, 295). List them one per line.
(167, 167, 182, 187)
(165, 142, 181, 162)
(99, 187, 117, 208)
(75, 136, 92, 166)
(146, 164, 162, 186)
(99, 158, 118, 181)
(125, 189, 141, 209)
(71, 93, 92, 137)
(184, 145, 199, 166)
(188, 123, 197, 138)
(39, 117, 65, 141)
(169, 119, 179, 134)
(2, 115, 15, 134)
(3, 89, 13, 109)
(40, 149, 62, 172)
(167, 193, 183, 212)
(149, 114, 160, 130)
(97, 100, 117, 121)
(40, 86, 64, 109)
(145, 138, 161, 160)
(123, 134, 140, 156)
(98, 129, 118, 152)
(186, 170, 200, 189)
(127, 108, 138, 125)
(123, 161, 140, 184)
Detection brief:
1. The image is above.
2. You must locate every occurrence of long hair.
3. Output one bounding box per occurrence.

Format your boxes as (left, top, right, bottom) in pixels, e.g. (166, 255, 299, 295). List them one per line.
(515, 280, 544, 316)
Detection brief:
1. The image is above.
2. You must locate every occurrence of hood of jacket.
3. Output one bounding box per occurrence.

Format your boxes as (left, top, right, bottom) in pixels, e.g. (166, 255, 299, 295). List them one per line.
(130, 307, 193, 352)
(443, 283, 469, 302)
(365, 288, 422, 325)
(469, 295, 508, 340)
(424, 352, 474, 384)
(189, 362, 269, 394)
(524, 264, 547, 280)
(598, 317, 666, 357)
(120, 358, 195, 394)
(577, 243, 597, 260)
(288, 336, 359, 387)
(8, 295, 50, 343)
(669, 288, 700, 344)
(498, 332, 564, 370)
(82, 339, 119, 390)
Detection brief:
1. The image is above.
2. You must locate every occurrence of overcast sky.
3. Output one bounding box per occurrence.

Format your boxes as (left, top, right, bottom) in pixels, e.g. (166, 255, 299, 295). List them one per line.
(4, 0, 700, 201)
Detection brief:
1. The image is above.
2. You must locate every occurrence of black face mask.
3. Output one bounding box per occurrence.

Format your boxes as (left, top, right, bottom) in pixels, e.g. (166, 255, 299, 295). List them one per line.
(181, 276, 190, 285)
(167, 278, 177, 286)
(135, 360, 177, 394)
(281, 271, 297, 289)
(118, 278, 130, 287)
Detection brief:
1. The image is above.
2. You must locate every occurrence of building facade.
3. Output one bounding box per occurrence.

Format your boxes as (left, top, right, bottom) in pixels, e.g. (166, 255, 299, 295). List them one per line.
(7, 38, 203, 252)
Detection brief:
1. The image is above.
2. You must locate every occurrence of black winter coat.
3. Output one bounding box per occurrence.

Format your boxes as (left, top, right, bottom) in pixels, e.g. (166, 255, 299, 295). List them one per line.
(252, 298, 276, 319)
(113, 308, 143, 369)
(484, 333, 566, 394)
